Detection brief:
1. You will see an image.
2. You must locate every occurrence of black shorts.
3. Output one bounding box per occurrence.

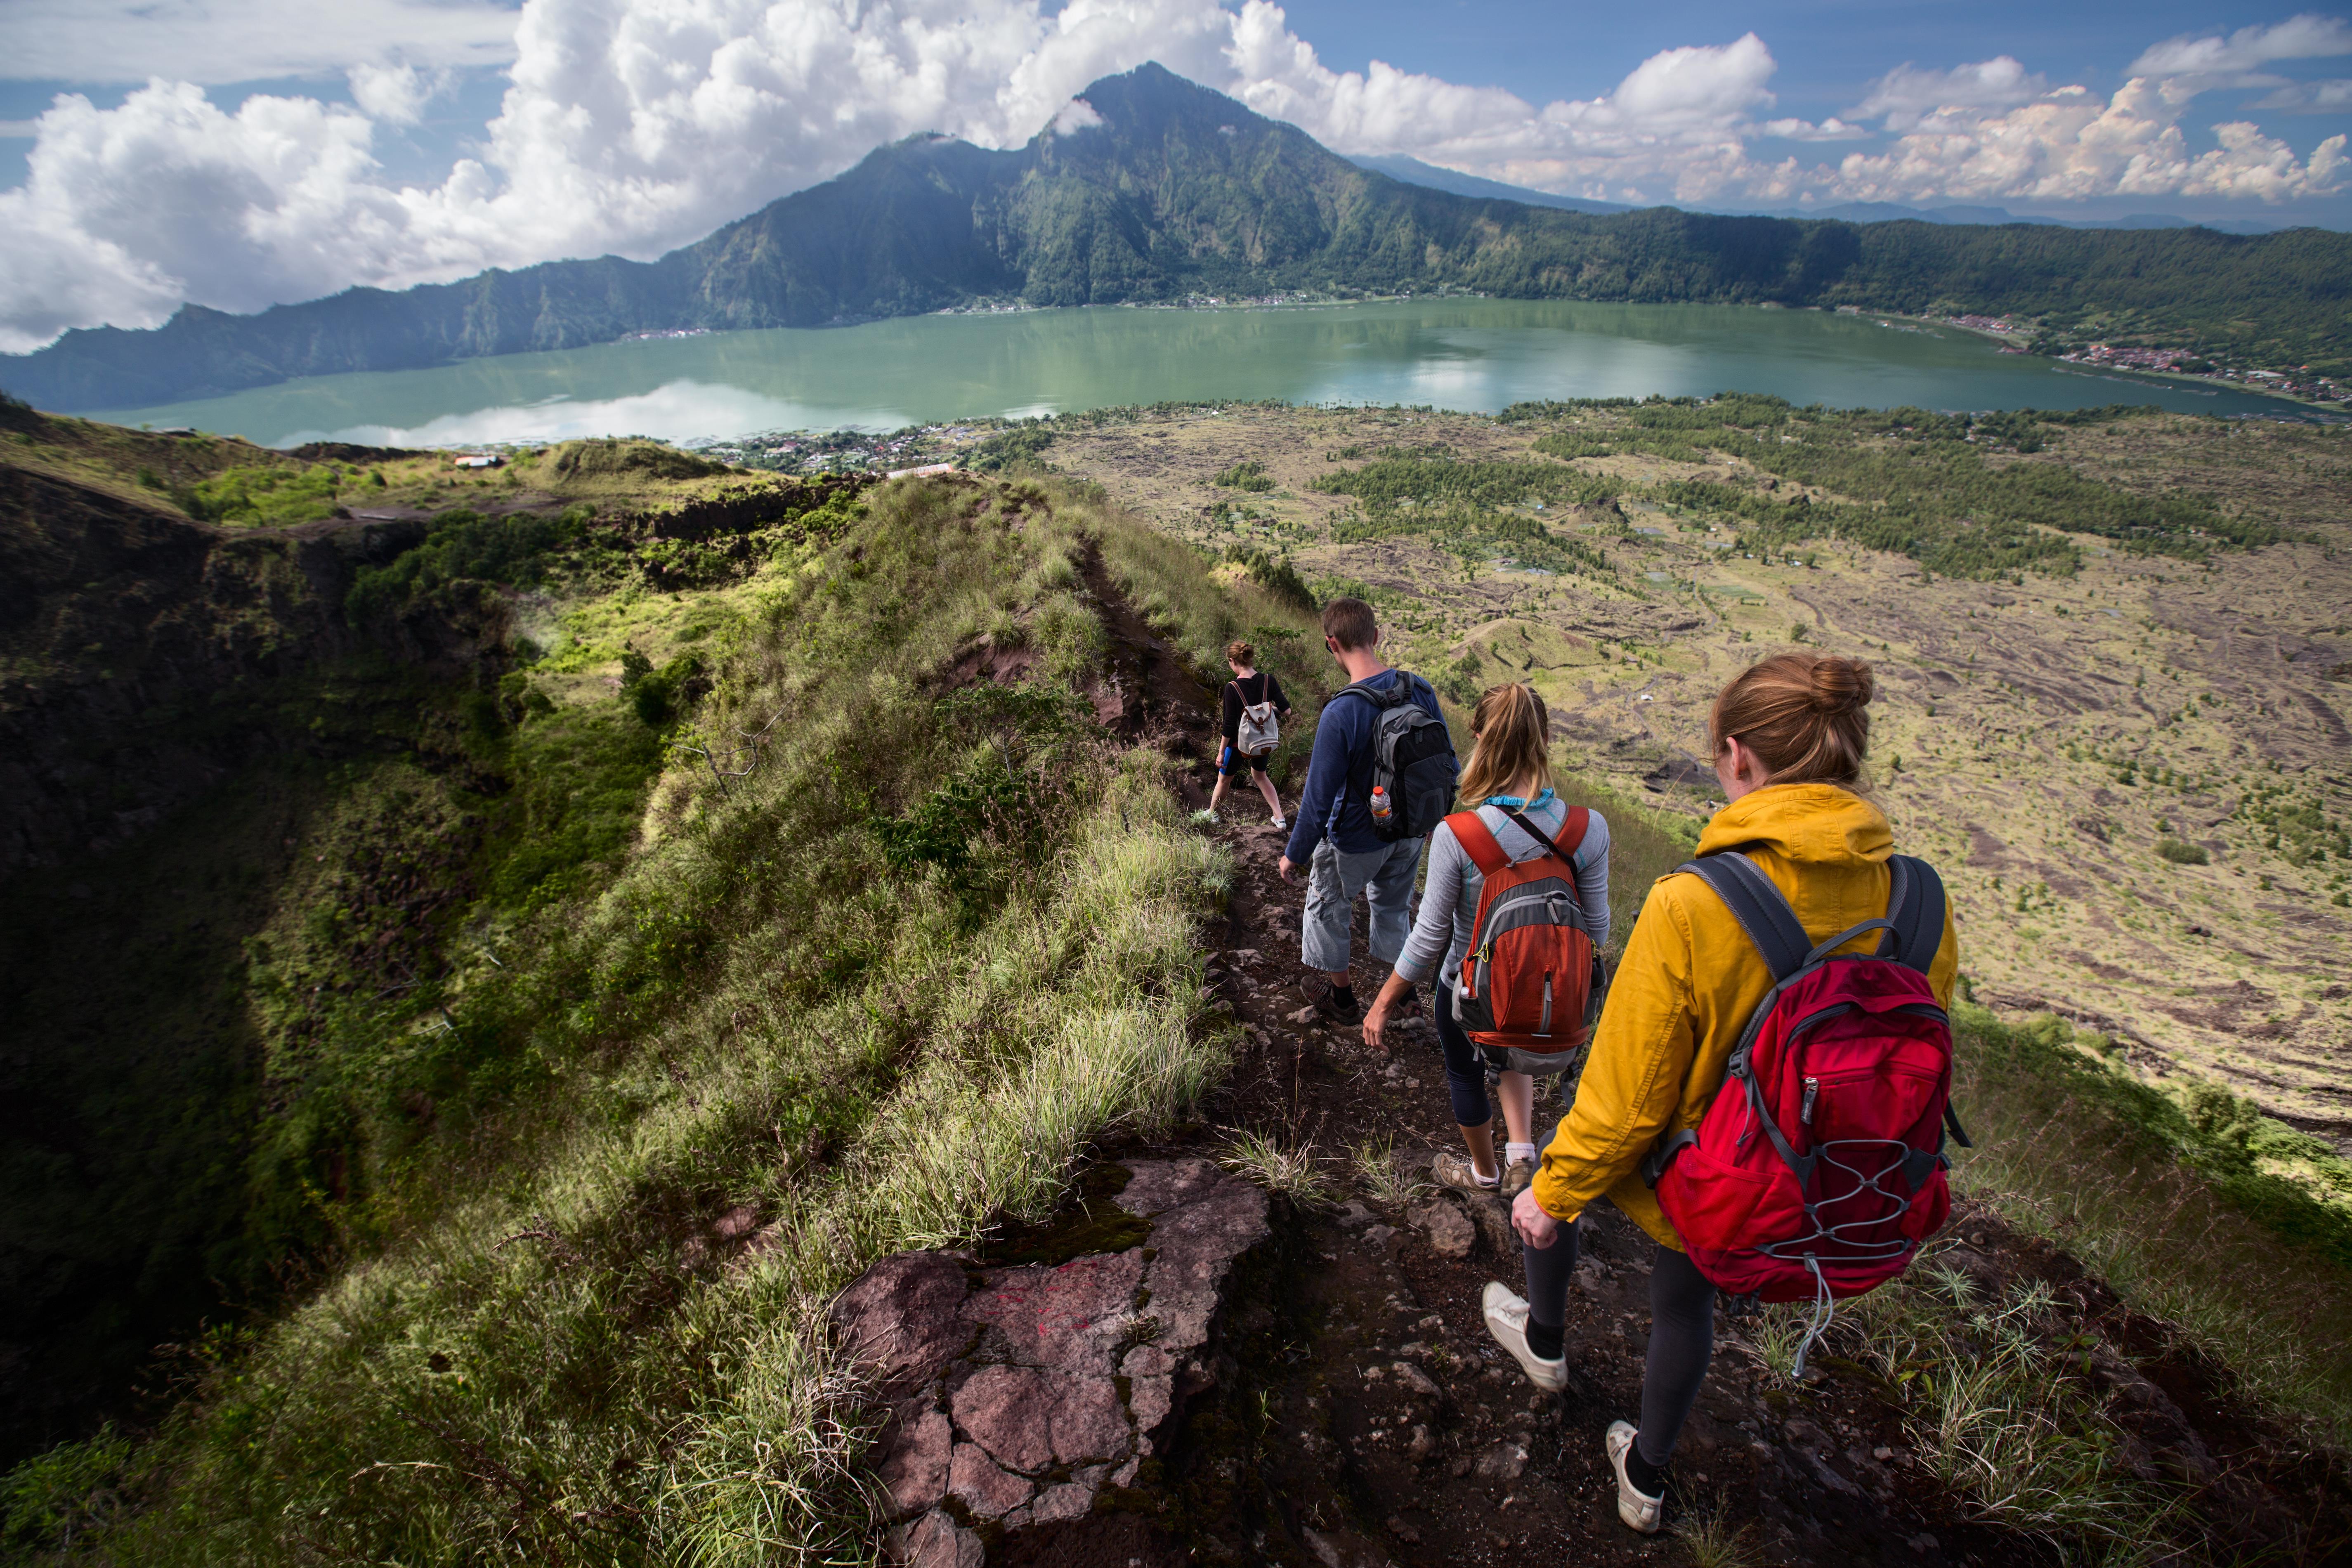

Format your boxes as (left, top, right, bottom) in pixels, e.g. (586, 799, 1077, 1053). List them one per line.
(1218, 743, 1273, 777)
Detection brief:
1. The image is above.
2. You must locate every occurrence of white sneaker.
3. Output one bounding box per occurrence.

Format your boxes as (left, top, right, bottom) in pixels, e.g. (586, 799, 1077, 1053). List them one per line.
(1481, 1282, 1568, 1392)
(1270, 815, 1287, 831)
(1605, 1420, 1664, 1534)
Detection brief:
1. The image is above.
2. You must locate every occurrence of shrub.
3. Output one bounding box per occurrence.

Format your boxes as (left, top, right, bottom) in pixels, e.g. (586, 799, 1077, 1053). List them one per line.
(2156, 838, 2210, 865)
(1212, 460, 1275, 492)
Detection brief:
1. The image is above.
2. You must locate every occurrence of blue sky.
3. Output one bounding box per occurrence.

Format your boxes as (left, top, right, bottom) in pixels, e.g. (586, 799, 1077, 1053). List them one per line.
(3, 1, 2350, 349)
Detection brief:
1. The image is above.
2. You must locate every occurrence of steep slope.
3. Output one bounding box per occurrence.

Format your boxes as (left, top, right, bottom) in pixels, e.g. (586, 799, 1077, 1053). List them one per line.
(9, 64, 2352, 413)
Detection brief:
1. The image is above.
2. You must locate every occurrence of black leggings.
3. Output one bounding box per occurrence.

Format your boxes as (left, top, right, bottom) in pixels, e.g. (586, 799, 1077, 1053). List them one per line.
(1433, 982, 1495, 1128)
(1520, 1221, 1718, 1467)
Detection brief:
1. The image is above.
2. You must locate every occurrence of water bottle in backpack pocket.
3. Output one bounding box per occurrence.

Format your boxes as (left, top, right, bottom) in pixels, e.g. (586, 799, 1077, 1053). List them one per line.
(1643, 851, 1967, 1374)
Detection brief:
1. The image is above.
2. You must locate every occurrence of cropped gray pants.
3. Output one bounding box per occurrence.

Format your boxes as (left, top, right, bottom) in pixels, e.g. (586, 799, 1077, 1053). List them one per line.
(1299, 836, 1423, 975)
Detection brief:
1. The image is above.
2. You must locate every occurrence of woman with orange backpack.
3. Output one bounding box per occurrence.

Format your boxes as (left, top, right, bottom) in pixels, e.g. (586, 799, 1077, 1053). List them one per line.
(1361, 681, 1611, 1192)
(1504, 652, 1960, 1535)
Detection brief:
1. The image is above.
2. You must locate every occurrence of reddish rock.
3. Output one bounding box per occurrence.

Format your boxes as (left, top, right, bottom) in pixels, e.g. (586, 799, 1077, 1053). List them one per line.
(1048, 1373, 1131, 1465)
(887, 1509, 982, 1568)
(961, 1247, 1143, 1374)
(1030, 1482, 1094, 1523)
(1121, 1343, 1176, 1446)
(949, 1365, 1056, 1474)
(832, 1252, 973, 1386)
(948, 1440, 1032, 1519)
(1113, 1156, 1227, 1217)
(841, 1162, 1270, 1556)
(875, 1405, 951, 1517)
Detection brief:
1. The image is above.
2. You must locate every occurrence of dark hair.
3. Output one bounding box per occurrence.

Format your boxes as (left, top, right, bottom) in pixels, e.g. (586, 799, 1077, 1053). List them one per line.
(1709, 652, 1874, 787)
(1320, 597, 1378, 651)
(1226, 640, 1255, 666)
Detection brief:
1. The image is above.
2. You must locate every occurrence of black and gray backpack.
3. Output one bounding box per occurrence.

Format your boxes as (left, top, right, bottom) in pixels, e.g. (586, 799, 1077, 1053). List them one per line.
(1341, 673, 1459, 841)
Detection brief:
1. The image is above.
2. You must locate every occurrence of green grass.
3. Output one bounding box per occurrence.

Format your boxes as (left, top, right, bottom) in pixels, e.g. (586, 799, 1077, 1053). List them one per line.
(8, 474, 1240, 1565)
(1947, 1006, 2352, 1443)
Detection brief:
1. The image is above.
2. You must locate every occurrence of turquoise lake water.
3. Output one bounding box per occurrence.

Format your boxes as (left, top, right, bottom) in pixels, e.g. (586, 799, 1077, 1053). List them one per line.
(90, 298, 2286, 448)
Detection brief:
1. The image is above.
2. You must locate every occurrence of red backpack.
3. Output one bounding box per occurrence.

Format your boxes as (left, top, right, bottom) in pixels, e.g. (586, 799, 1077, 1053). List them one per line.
(1646, 851, 1967, 1373)
(1448, 806, 1603, 1058)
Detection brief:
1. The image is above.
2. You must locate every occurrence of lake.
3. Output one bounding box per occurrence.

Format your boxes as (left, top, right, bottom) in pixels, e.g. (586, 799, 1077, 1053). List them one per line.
(90, 298, 2290, 448)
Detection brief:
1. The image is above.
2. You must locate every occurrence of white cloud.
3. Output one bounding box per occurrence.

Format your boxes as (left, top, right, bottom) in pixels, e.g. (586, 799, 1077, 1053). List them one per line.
(1850, 57, 2050, 131)
(2252, 78, 2352, 112)
(0, 0, 523, 85)
(1048, 98, 1106, 135)
(2128, 14, 2352, 80)
(347, 63, 452, 125)
(1759, 117, 1869, 142)
(2, 1, 2350, 355)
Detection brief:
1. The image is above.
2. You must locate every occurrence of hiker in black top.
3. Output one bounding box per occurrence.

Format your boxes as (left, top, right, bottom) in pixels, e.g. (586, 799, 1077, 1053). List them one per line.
(1206, 640, 1291, 829)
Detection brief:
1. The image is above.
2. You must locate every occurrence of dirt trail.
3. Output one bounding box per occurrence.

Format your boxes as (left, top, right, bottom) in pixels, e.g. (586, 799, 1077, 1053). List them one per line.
(873, 557, 2351, 1567)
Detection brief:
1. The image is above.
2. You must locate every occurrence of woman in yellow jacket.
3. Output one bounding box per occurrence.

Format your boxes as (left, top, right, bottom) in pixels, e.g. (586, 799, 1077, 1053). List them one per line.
(1490, 652, 1958, 1534)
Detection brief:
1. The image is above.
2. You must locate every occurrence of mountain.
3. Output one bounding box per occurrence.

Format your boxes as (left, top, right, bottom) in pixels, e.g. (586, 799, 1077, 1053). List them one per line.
(9, 61, 2352, 410)
(1344, 152, 1632, 215)
(1344, 170, 2293, 239)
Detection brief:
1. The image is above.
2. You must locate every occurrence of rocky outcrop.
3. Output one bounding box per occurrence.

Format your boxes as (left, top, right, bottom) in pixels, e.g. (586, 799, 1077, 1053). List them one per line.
(832, 1159, 1269, 1565)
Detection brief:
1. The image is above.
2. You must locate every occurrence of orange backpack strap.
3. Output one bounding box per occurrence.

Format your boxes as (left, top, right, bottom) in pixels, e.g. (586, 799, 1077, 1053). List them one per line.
(1446, 810, 1511, 876)
(1560, 806, 1591, 859)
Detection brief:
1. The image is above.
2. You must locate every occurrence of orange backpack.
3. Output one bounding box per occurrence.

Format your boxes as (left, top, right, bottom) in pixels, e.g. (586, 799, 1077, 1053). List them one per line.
(1449, 806, 1602, 1056)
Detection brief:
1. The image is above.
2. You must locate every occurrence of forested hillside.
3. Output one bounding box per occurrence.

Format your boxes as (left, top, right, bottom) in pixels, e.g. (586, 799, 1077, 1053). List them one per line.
(8, 63, 2352, 412)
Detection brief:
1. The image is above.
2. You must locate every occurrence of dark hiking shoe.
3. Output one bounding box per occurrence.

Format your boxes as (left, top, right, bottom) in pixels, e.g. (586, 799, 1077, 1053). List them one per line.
(1300, 973, 1361, 1025)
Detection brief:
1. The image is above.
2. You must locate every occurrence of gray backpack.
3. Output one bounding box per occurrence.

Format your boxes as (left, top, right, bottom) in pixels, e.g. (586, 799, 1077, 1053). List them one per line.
(1234, 680, 1280, 754)
(1340, 673, 1459, 841)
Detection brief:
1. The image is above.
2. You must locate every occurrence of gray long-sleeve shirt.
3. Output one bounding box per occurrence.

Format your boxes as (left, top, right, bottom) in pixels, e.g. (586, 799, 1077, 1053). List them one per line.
(1394, 798, 1612, 988)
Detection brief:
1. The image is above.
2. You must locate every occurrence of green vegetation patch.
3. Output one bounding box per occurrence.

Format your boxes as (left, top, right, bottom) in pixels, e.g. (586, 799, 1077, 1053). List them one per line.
(185, 463, 348, 526)
(1506, 395, 2288, 579)
(1310, 454, 1620, 579)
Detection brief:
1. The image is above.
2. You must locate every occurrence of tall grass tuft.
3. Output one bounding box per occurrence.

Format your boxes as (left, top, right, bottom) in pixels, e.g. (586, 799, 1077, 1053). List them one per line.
(1217, 1129, 1337, 1207)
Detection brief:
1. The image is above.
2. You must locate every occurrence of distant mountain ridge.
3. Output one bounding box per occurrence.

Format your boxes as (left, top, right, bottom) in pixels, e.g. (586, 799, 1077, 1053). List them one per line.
(1350, 154, 2293, 236)
(9, 62, 2352, 411)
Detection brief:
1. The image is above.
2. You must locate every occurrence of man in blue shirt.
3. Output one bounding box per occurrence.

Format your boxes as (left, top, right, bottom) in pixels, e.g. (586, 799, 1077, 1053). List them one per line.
(1278, 597, 1449, 1024)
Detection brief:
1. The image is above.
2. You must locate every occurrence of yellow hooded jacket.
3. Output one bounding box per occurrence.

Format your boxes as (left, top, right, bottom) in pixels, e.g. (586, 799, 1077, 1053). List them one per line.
(1531, 783, 1960, 1248)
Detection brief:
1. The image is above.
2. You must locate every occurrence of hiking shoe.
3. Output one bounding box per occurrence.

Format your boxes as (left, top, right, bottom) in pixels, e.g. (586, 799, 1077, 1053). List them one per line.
(1430, 1150, 1499, 1195)
(1499, 1158, 1537, 1199)
(1270, 815, 1288, 831)
(1481, 1282, 1569, 1393)
(1299, 973, 1360, 1025)
(1392, 986, 1424, 1021)
(1605, 1421, 1665, 1534)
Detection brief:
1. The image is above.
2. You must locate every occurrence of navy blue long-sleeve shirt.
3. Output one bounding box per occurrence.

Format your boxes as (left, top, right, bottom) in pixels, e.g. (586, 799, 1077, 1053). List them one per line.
(1282, 668, 1449, 862)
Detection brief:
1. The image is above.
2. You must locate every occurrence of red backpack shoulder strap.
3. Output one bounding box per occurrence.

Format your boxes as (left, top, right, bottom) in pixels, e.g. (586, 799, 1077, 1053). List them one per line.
(1446, 810, 1510, 876)
(1560, 806, 1590, 857)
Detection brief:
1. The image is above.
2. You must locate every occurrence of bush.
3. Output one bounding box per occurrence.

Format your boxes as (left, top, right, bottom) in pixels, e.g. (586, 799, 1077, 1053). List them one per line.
(1212, 460, 1275, 492)
(1223, 546, 1313, 612)
(2156, 838, 2210, 865)
(971, 423, 1056, 472)
(345, 508, 581, 624)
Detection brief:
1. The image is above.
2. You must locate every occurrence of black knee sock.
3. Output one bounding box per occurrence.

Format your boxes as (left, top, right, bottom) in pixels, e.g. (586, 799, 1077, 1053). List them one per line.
(1525, 1320, 1564, 1360)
